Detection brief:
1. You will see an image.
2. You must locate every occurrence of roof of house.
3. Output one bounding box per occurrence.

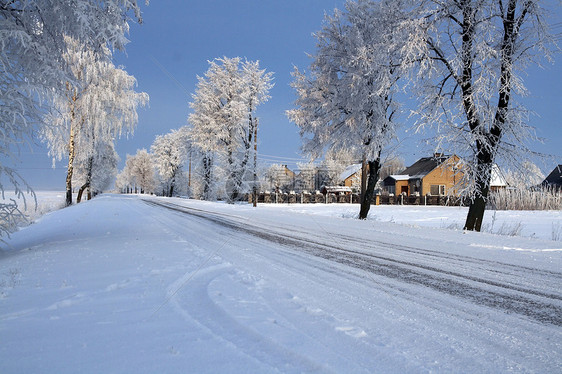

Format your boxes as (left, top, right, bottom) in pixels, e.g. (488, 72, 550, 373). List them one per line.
(490, 164, 507, 187)
(322, 186, 353, 194)
(542, 164, 562, 186)
(398, 155, 451, 179)
(389, 174, 410, 181)
(340, 163, 362, 181)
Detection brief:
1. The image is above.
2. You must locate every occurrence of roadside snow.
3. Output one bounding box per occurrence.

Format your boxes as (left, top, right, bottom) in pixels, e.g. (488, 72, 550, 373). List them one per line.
(255, 202, 562, 242)
(0, 195, 560, 373)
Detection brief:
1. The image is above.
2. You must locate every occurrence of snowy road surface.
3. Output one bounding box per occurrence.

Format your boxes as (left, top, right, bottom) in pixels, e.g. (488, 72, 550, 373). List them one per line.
(1, 195, 561, 373)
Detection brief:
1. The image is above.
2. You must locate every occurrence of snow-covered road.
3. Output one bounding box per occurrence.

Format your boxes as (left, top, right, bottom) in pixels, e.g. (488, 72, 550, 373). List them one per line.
(1, 195, 560, 373)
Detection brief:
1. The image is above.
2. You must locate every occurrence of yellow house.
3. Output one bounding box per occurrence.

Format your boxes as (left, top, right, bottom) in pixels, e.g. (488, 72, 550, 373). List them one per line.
(382, 154, 464, 196)
(340, 164, 362, 190)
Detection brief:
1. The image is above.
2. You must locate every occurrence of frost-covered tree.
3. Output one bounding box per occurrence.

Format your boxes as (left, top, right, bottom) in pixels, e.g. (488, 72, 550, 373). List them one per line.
(288, 0, 402, 219)
(504, 160, 545, 189)
(265, 164, 292, 192)
(151, 127, 190, 197)
(322, 149, 360, 187)
(242, 61, 274, 201)
(123, 149, 155, 194)
(74, 141, 119, 201)
(189, 57, 273, 202)
(43, 36, 148, 206)
(397, 0, 557, 231)
(115, 163, 134, 193)
(379, 157, 405, 180)
(0, 0, 146, 235)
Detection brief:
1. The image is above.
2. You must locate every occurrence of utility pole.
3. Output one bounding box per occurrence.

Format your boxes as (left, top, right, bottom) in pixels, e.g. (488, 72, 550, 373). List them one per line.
(187, 149, 192, 197)
(253, 118, 258, 207)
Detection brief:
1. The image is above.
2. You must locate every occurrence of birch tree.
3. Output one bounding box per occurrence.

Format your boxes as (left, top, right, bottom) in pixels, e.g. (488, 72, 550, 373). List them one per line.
(398, 0, 557, 231)
(188, 57, 273, 202)
(287, 0, 403, 219)
(43, 36, 148, 206)
(74, 141, 119, 201)
(0, 0, 146, 235)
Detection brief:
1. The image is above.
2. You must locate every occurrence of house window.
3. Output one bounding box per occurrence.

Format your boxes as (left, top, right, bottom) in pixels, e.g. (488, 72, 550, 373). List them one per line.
(430, 185, 446, 196)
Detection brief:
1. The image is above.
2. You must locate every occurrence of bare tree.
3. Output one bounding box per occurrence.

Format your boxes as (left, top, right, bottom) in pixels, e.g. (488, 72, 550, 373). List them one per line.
(399, 0, 557, 231)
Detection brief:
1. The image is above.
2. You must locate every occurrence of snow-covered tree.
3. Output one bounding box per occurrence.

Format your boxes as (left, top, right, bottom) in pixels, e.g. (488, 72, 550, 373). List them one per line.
(323, 149, 360, 187)
(43, 36, 148, 206)
(504, 160, 545, 189)
(123, 149, 155, 194)
(74, 141, 119, 201)
(115, 164, 134, 193)
(294, 162, 317, 192)
(397, 0, 557, 231)
(151, 127, 190, 197)
(242, 61, 274, 201)
(287, 0, 402, 219)
(265, 164, 292, 192)
(188, 57, 273, 202)
(379, 157, 405, 180)
(0, 0, 146, 235)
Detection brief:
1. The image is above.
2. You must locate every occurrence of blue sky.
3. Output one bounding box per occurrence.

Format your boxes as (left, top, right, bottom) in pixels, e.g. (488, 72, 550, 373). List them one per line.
(14, 0, 562, 190)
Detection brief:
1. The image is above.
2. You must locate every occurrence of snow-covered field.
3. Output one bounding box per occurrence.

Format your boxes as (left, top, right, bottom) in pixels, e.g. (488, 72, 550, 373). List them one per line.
(1, 194, 560, 373)
(255, 202, 562, 242)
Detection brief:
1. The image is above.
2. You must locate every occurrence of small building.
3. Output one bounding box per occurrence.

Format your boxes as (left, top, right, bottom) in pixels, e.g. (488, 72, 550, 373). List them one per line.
(383, 154, 463, 196)
(490, 164, 508, 192)
(268, 164, 296, 191)
(340, 163, 362, 190)
(540, 164, 562, 190)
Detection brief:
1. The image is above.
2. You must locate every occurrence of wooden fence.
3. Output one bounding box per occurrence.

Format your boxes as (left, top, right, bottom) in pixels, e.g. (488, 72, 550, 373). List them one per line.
(248, 192, 465, 206)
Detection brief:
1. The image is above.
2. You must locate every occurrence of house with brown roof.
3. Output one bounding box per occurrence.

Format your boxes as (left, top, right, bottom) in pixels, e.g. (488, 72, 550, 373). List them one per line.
(382, 154, 464, 196)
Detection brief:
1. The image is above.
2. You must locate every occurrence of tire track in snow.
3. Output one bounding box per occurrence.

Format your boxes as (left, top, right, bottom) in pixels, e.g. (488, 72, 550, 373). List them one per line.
(165, 263, 338, 373)
(144, 199, 562, 326)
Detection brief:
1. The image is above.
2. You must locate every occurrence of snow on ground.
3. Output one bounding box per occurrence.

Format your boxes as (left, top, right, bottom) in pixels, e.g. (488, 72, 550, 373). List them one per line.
(1, 190, 67, 225)
(0, 194, 560, 373)
(258, 202, 562, 242)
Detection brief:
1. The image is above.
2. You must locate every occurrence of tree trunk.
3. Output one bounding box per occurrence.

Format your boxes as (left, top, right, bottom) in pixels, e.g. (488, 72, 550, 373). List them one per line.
(464, 155, 492, 231)
(360, 156, 367, 205)
(462, 0, 521, 231)
(202, 153, 213, 200)
(76, 156, 93, 204)
(252, 118, 258, 207)
(65, 105, 78, 207)
(77, 183, 88, 203)
(359, 158, 381, 220)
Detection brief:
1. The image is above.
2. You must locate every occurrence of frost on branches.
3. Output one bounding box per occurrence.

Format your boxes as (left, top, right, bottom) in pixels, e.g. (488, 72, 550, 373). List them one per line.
(151, 127, 191, 197)
(43, 37, 148, 206)
(397, 0, 557, 230)
(116, 150, 156, 194)
(287, 0, 403, 219)
(188, 57, 273, 203)
(0, 0, 146, 235)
